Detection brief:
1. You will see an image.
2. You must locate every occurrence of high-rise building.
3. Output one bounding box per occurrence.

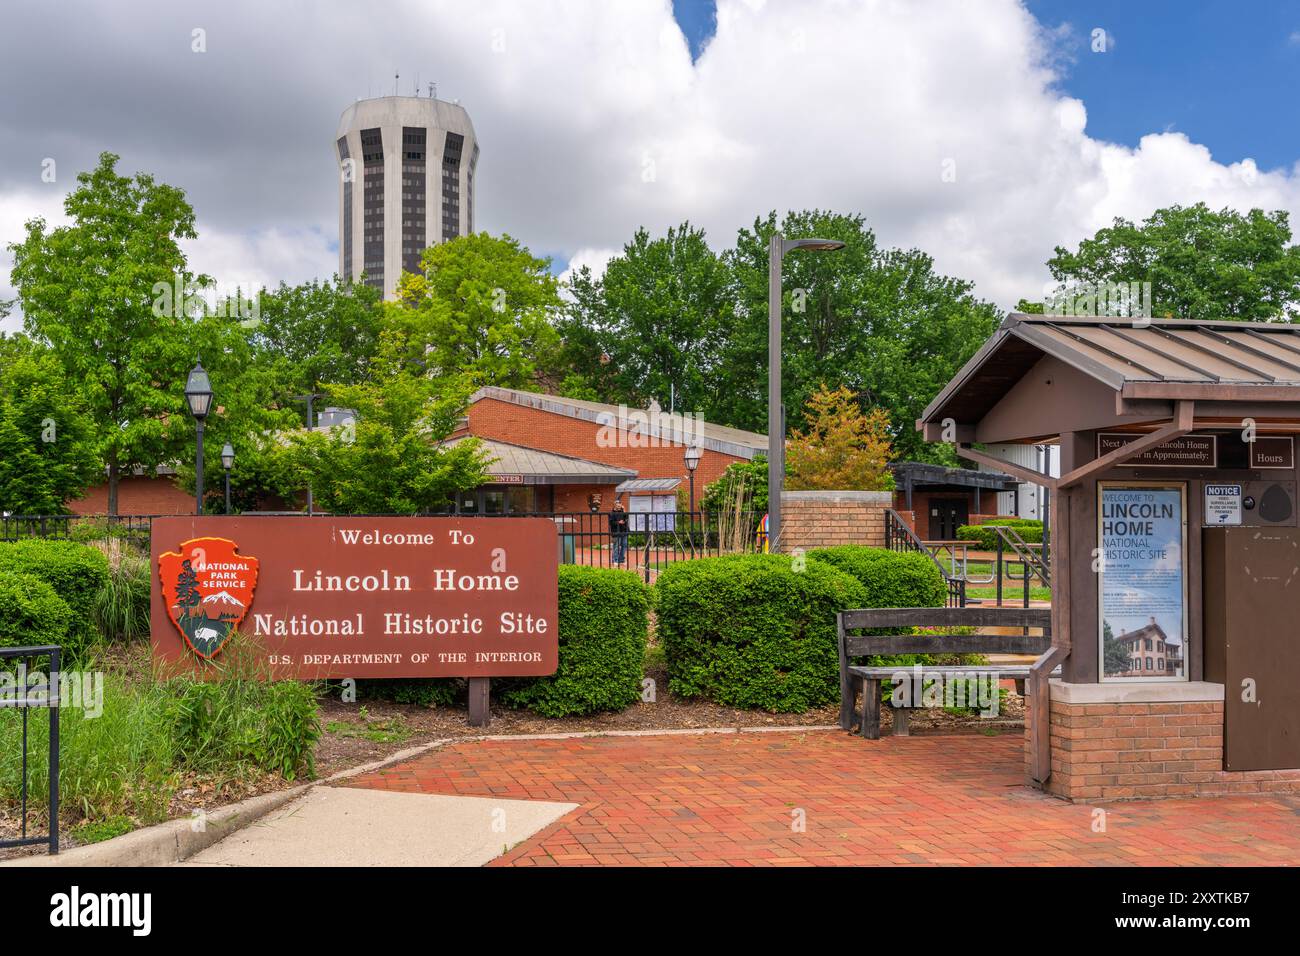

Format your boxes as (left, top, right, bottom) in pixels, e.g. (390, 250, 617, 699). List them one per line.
(336, 94, 479, 299)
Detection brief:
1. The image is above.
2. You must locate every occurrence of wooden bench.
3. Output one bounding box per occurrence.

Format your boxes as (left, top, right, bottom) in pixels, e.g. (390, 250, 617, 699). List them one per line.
(837, 606, 1058, 739)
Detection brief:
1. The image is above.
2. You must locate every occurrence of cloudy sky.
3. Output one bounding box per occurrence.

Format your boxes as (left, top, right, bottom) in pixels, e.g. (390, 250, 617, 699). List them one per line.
(2, 0, 1299, 334)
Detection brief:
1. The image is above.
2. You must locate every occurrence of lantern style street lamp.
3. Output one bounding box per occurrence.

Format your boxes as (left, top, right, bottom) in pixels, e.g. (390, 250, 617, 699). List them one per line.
(684, 444, 702, 514)
(184, 359, 214, 515)
(767, 235, 845, 551)
(221, 443, 235, 515)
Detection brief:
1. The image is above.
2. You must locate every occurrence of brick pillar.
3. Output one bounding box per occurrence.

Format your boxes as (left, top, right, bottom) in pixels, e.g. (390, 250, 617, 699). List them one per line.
(1024, 679, 1300, 800)
(778, 490, 892, 551)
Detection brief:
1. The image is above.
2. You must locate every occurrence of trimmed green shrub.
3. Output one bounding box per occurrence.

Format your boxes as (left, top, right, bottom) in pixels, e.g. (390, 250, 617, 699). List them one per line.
(0, 570, 73, 651)
(655, 553, 866, 712)
(956, 518, 1043, 551)
(0, 539, 110, 659)
(805, 546, 948, 609)
(501, 566, 650, 717)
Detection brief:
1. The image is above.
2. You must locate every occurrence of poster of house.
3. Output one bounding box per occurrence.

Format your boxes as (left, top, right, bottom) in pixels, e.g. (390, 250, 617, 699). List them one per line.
(1098, 484, 1187, 681)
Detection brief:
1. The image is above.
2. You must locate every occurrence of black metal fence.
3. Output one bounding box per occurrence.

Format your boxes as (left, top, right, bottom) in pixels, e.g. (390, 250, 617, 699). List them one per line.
(0, 646, 60, 856)
(2, 511, 764, 582)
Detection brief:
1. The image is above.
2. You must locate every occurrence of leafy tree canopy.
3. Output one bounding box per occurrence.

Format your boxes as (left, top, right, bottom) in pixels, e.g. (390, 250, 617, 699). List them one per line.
(786, 385, 894, 491)
(7, 151, 249, 513)
(1046, 202, 1300, 322)
(722, 210, 1000, 462)
(392, 233, 562, 388)
(558, 223, 730, 414)
(0, 334, 100, 513)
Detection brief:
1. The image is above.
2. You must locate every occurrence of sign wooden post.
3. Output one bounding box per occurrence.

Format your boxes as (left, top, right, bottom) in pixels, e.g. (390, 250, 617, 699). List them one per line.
(468, 677, 490, 727)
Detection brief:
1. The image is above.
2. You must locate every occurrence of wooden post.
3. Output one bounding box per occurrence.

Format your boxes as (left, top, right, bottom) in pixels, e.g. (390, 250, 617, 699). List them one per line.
(468, 677, 490, 727)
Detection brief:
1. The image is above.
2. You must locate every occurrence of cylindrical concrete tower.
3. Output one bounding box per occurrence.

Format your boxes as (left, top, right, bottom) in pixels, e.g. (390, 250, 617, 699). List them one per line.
(336, 95, 479, 299)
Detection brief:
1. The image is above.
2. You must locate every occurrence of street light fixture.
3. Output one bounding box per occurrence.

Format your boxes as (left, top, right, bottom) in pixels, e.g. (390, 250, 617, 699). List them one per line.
(683, 445, 702, 514)
(221, 443, 235, 515)
(184, 359, 214, 516)
(768, 234, 846, 551)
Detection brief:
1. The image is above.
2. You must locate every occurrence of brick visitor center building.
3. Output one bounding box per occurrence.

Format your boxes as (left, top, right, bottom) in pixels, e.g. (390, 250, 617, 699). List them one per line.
(65, 386, 770, 520)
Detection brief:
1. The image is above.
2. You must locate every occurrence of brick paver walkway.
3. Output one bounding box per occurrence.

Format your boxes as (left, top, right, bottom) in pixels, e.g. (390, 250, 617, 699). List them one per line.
(344, 730, 1300, 866)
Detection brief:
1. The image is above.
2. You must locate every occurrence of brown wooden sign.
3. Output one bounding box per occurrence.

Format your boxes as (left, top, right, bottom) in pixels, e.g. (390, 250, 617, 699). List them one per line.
(1097, 432, 1217, 468)
(1249, 436, 1295, 470)
(151, 516, 558, 679)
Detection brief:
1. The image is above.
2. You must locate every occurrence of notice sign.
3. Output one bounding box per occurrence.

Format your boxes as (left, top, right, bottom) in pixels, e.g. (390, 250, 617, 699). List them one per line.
(1204, 484, 1243, 526)
(1098, 484, 1187, 681)
(1097, 432, 1216, 468)
(151, 516, 558, 679)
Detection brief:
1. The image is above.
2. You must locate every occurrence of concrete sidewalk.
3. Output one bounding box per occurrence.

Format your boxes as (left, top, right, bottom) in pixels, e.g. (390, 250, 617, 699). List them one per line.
(183, 786, 576, 867)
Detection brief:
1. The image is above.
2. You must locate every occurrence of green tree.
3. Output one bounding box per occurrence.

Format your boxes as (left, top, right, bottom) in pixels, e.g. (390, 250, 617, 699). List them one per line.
(558, 223, 730, 410)
(392, 233, 561, 387)
(1102, 621, 1130, 675)
(786, 385, 894, 491)
(250, 277, 384, 396)
(723, 210, 1000, 461)
(0, 334, 100, 513)
(1046, 203, 1300, 322)
(282, 338, 489, 514)
(8, 152, 241, 514)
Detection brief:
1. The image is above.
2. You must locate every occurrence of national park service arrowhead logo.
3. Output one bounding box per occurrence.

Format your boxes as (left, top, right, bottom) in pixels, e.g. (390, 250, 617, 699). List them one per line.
(159, 537, 259, 660)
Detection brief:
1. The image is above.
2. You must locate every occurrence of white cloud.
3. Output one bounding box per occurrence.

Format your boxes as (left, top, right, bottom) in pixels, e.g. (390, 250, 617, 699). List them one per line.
(1, 0, 1299, 334)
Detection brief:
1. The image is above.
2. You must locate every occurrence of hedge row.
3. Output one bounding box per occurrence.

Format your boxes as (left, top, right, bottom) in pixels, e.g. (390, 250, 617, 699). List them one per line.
(656, 553, 866, 711)
(501, 565, 649, 716)
(655, 547, 953, 712)
(956, 518, 1043, 551)
(361, 565, 651, 718)
(0, 539, 109, 660)
(0, 570, 73, 653)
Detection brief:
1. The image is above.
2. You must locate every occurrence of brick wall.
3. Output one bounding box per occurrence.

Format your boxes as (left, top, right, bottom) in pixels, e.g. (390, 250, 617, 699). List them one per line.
(779, 490, 890, 550)
(69, 476, 194, 516)
(1025, 681, 1300, 800)
(467, 398, 749, 489)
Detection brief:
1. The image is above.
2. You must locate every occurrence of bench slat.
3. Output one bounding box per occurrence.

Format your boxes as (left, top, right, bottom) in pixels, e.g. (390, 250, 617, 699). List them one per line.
(840, 607, 1050, 629)
(843, 634, 1050, 656)
(849, 665, 1060, 678)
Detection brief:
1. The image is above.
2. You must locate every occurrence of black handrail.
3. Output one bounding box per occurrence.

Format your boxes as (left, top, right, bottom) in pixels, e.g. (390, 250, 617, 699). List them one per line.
(884, 509, 966, 607)
(0, 645, 60, 856)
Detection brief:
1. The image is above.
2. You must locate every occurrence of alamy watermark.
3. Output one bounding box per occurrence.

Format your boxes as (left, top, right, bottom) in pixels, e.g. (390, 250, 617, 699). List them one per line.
(1043, 280, 1153, 323)
(595, 400, 705, 449)
(152, 275, 260, 325)
(0, 666, 105, 718)
(889, 665, 1000, 718)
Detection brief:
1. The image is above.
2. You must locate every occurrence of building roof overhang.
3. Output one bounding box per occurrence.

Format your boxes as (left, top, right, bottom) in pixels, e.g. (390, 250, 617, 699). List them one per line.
(918, 314, 1300, 446)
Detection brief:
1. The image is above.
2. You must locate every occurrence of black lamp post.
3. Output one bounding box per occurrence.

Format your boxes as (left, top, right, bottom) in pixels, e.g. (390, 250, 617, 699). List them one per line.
(221, 443, 235, 514)
(184, 359, 213, 515)
(684, 445, 702, 514)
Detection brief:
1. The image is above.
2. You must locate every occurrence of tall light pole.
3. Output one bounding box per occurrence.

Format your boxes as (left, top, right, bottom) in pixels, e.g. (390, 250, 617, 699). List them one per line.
(184, 359, 214, 516)
(221, 443, 235, 515)
(292, 392, 325, 515)
(768, 234, 845, 551)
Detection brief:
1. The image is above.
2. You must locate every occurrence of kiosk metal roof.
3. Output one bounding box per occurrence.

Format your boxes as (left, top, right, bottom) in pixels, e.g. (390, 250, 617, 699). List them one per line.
(921, 314, 1300, 429)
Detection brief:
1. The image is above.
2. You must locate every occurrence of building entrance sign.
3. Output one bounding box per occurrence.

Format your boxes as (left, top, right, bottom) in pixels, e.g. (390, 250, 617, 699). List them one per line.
(1098, 483, 1188, 682)
(152, 516, 558, 679)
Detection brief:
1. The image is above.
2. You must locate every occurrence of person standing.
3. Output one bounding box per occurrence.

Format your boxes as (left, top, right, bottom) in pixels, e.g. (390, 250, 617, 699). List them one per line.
(609, 499, 630, 565)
